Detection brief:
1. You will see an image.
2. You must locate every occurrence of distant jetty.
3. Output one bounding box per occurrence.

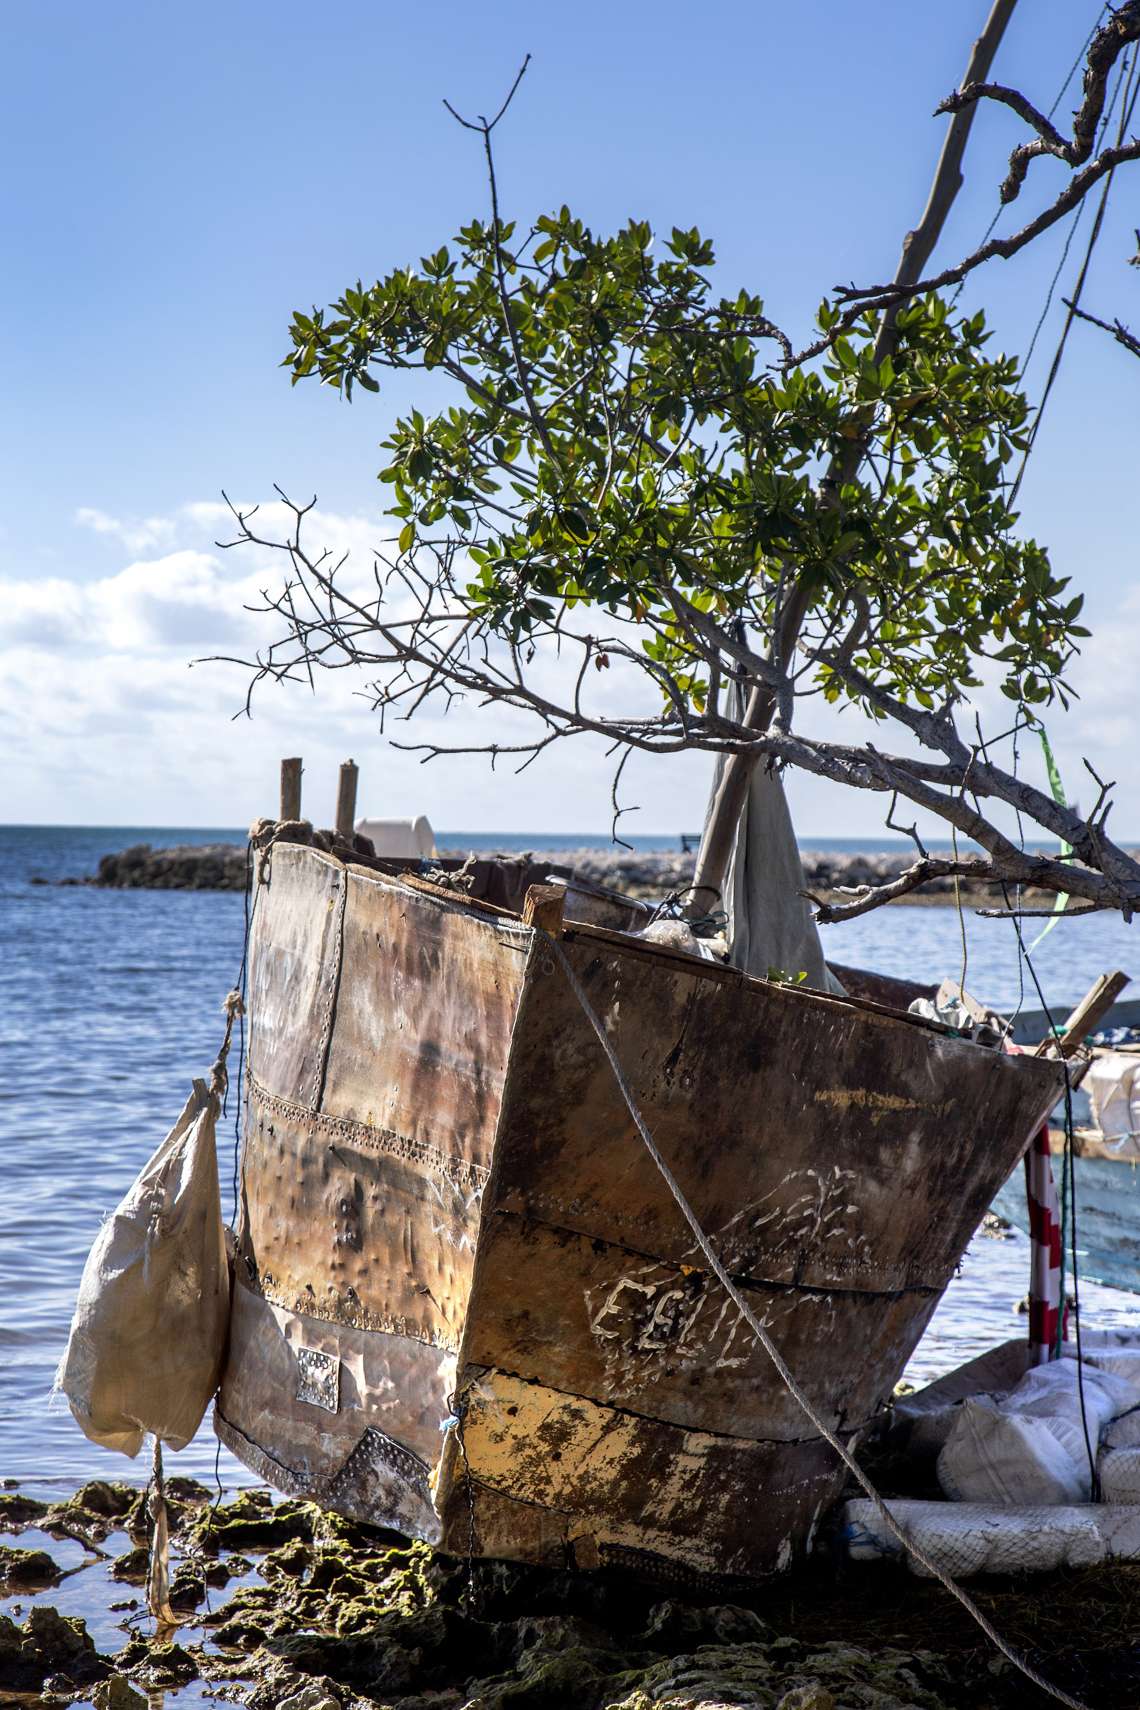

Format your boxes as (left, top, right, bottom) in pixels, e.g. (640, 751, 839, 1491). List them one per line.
(74, 843, 249, 891)
(76, 838, 1073, 907)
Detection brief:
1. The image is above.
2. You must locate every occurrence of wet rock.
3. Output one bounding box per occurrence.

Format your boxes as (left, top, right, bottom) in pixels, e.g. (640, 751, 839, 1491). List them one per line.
(0, 1491, 50, 1529)
(279, 1682, 345, 1710)
(93, 1673, 148, 1710)
(262, 1538, 315, 1581)
(0, 1544, 61, 1587)
(639, 1602, 770, 1649)
(125, 1637, 199, 1689)
(90, 842, 249, 891)
(75, 1480, 134, 1518)
(190, 1488, 316, 1551)
(775, 1687, 835, 1710)
(110, 1545, 151, 1584)
(6, 1605, 111, 1693)
(25, 1604, 97, 1661)
(165, 1475, 213, 1504)
(0, 1611, 26, 1661)
(43, 1480, 147, 1545)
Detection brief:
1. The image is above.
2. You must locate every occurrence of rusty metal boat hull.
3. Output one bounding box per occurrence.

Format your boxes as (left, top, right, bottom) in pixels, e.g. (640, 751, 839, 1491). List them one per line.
(216, 843, 1065, 1579)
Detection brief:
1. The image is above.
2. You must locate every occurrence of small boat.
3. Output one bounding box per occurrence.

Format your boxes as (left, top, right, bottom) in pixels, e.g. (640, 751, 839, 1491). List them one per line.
(992, 1024, 1140, 1298)
(215, 837, 1064, 1580)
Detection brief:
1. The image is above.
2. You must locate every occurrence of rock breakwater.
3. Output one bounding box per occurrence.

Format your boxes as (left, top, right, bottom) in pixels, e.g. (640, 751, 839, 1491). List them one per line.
(77, 839, 1102, 910)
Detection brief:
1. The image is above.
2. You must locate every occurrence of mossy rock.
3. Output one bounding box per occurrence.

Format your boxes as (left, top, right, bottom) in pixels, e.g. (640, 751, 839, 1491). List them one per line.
(637, 1602, 771, 1650)
(0, 1544, 61, 1587)
(130, 1639, 199, 1689)
(93, 1673, 148, 1710)
(0, 1491, 49, 1529)
(110, 1545, 150, 1584)
(74, 1480, 134, 1518)
(3, 1605, 110, 1692)
(190, 1489, 316, 1551)
(24, 1605, 97, 1662)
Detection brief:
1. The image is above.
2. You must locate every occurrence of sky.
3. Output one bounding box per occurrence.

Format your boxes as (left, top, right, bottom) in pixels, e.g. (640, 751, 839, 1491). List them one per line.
(1, 0, 1137, 837)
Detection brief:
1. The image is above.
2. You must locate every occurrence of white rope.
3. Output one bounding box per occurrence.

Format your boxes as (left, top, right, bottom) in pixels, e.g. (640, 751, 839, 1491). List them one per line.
(544, 933, 1091, 1710)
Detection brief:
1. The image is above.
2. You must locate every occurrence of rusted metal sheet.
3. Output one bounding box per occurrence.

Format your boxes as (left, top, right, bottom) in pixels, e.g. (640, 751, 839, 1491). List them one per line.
(247, 844, 345, 1106)
(234, 1084, 482, 1347)
(219, 844, 1067, 1581)
(216, 1280, 452, 1498)
(433, 1367, 846, 1579)
(455, 1209, 940, 1440)
(480, 931, 1062, 1293)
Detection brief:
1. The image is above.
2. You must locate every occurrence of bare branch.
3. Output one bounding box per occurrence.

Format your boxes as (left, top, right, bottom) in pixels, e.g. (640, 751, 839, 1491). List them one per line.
(939, 2, 1140, 203)
(1065, 297, 1140, 359)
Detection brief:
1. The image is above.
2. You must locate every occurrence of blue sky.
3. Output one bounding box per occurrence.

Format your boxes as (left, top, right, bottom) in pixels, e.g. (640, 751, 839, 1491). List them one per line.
(2, 1, 1137, 835)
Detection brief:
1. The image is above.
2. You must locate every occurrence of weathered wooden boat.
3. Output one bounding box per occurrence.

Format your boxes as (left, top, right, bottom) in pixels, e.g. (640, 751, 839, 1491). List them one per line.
(215, 838, 1066, 1580)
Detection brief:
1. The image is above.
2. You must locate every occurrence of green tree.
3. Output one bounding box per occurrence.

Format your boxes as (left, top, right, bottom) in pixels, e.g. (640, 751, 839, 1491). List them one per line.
(226, 13, 1140, 920)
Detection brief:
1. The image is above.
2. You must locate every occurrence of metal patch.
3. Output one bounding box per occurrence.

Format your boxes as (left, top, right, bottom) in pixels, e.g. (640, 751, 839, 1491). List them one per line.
(327, 1425, 440, 1542)
(296, 1347, 340, 1413)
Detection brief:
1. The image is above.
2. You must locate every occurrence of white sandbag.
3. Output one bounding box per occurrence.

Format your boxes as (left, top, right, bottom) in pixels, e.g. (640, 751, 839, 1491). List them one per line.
(845, 1498, 1140, 1577)
(1098, 1446, 1140, 1503)
(937, 1399, 1089, 1505)
(936, 1359, 1135, 1504)
(1076, 1346, 1140, 1401)
(57, 1074, 231, 1456)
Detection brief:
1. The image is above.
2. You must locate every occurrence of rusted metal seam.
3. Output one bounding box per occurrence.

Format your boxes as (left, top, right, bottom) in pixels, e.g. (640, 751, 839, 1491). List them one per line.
(233, 1273, 462, 1352)
(310, 870, 348, 1113)
(466, 1361, 881, 1449)
(213, 1408, 308, 1495)
(486, 1206, 944, 1301)
(247, 1074, 490, 1190)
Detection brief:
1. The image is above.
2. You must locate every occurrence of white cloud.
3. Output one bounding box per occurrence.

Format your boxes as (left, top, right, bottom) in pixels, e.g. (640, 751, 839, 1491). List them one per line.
(75, 507, 179, 554)
(3, 501, 1139, 841)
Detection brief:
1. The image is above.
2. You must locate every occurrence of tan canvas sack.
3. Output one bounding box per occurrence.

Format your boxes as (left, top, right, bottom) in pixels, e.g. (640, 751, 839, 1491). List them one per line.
(57, 995, 240, 1456)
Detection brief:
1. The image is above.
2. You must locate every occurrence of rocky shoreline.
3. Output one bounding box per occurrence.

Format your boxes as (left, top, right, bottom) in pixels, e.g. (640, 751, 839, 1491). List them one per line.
(1, 1477, 1132, 1707)
(64, 839, 1079, 909)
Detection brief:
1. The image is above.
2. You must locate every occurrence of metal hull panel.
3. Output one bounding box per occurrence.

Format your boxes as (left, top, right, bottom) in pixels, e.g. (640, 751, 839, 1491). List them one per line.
(219, 843, 1067, 1578)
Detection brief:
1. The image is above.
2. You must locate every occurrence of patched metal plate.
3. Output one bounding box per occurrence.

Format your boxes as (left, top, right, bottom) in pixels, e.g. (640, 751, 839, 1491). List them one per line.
(328, 1425, 440, 1542)
(296, 1347, 340, 1413)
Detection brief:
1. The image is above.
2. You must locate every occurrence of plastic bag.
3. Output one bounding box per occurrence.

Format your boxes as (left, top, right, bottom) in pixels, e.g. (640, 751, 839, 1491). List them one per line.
(57, 1074, 231, 1456)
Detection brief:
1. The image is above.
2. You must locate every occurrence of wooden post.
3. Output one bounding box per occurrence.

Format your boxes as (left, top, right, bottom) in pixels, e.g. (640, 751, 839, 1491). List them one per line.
(522, 882, 566, 936)
(335, 760, 359, 841)
(1034, 969, 1130, 1059)
(280, 757, 303, 822)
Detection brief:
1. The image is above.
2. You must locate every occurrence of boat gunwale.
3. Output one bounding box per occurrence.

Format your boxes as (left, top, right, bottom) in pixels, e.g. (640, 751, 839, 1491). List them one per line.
(317, 848, 1067, 1073)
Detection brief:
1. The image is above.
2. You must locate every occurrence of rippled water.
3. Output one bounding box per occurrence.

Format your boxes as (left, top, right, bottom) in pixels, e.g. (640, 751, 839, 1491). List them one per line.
(2, 824, 1138, 1491)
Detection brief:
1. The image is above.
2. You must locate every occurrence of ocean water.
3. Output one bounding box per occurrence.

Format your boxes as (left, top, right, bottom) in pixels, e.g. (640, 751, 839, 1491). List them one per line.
(1, 823, 1138, 1492)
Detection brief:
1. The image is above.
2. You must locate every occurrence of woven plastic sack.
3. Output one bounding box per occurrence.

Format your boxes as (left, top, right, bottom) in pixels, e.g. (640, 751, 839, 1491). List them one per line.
(57, 1074, 231, 1456)
(937, 1361, 1136, 1504)
(1105, 1406, 1140, 1449)
(1098, 1447, 1140, 1503)
(937, 1398, 1088, 1505)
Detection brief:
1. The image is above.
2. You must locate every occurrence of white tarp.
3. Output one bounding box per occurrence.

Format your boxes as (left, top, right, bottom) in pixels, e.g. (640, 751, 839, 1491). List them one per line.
(1083, 1050, 1140, 1156)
